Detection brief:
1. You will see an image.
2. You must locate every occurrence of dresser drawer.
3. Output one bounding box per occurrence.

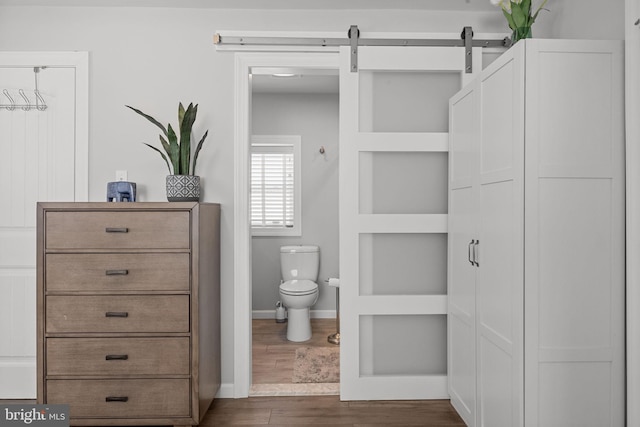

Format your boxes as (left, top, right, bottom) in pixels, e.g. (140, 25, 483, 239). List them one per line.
(46, 295, 189, 333)
(45, 210, 190, 249)
(46, 379, 190, 418)
(46, 253, 190, 292)
(46, 337, 190, 376)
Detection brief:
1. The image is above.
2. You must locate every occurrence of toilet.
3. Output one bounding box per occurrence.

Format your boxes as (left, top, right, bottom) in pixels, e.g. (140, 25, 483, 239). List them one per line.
(279, 245, 320, 342)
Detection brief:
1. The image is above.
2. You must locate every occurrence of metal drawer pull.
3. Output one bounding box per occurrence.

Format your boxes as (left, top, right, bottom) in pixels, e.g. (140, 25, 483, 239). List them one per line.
(105, 396, 128, 402)
(105, 354, 129, 360)
(468, 240, 475, 265)
(105, 269, 129, 276)
(105, 312, 129, 318)
(105, 227, 129, 233)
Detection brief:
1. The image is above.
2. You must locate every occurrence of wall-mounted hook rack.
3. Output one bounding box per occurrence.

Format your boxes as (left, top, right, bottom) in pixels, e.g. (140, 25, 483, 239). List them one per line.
(1, 66, 48, 111)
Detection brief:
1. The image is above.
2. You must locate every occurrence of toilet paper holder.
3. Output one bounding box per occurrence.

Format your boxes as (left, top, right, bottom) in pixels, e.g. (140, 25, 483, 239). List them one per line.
(325, 278, 340, 345)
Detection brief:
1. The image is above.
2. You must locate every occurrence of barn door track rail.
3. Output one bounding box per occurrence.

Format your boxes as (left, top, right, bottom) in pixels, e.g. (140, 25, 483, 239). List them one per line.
(214, 25, 511, 73)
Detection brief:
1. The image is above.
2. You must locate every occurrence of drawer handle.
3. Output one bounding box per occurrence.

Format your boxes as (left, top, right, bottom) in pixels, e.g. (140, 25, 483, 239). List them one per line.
(105, 396, 128, 403)
(105, 269, 129, 276)
(105, 227, 129, 233)
(105, 312, 128, 318)
(105, 354, 129, 360)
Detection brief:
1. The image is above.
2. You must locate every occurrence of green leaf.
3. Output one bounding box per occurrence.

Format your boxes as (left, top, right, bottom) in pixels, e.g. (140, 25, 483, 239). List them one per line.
(511, 2, 528, 28)
(520, 0, 532, 25)
(125, 105, 168, 138)
(532, 0, 549, 22)
(167, 123, 180, 174)
(143, 143, 172, 174)
(502, 8, 516, 30)
(179, 103, 197, 174)
(178, 102, 185, 131)
(159, 134, 172, 160)
(191, 130, 208, 176)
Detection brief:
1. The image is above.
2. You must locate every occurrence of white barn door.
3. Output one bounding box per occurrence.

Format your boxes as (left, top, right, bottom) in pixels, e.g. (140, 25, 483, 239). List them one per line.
(0, 52, 88, 398)
(339, 45, 480, 400)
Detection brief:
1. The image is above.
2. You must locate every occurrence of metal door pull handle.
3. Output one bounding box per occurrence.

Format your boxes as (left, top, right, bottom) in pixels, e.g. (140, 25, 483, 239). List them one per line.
(105, 270, 129, 276)
(105, 396, 128, 402)
(468, 240, 475, 265)
(105, 227, 128, 233)
(105, 354, 129, 360)
(105, 312, 128, 318)
(473, 240, 480, 267)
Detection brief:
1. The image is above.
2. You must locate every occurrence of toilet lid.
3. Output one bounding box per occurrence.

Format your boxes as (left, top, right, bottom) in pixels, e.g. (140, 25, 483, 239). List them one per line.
(280, 279, 318, 295)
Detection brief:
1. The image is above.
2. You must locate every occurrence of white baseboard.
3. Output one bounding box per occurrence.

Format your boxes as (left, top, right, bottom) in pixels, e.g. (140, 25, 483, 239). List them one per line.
(252, 309, 336, 319)
(0, 362, 36, 399)
(215, 382, 235, 398)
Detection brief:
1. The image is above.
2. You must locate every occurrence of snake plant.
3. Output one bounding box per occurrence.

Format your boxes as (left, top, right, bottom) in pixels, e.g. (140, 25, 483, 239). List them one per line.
(126, 102, 208, 175)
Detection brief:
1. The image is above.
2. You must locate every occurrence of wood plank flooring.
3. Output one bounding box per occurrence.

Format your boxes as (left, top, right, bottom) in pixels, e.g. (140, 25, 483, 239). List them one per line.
(203, 395, 467, 426)
(244, 318, 467, 426)
(252, 318, 337, 384)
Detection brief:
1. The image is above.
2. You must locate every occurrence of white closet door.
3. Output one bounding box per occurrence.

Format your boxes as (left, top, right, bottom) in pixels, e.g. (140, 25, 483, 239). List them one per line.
(0, 54, 87, 398)
(524, 39, 625, 427)
(448, 82, 479, 426)
(339, 44, 480, 400)
(476, 44, 525, 427)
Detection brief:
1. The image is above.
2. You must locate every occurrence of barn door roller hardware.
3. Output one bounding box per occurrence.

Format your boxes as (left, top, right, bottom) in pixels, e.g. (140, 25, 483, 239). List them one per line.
(213, 25, 511, 73)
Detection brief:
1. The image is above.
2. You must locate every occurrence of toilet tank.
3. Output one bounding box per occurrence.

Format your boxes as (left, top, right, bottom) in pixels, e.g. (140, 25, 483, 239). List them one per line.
(280, 245, 319, 281)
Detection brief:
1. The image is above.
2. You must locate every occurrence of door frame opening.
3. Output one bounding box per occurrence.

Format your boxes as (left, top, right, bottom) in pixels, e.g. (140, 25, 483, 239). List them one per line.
(233, 51, 340, 398)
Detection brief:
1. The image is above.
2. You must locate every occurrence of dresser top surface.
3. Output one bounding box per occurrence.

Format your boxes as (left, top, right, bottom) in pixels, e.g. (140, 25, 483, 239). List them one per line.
(38, 202, 220, 211)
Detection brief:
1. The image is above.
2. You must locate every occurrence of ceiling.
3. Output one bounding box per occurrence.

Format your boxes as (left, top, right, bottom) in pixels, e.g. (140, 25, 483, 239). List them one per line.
(0, 0, 495, 10)
(252, 68, 339, 94)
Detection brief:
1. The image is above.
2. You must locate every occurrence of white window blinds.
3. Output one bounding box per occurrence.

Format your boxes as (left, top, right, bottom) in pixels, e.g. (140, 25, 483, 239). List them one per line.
(250, 135, 301, 236)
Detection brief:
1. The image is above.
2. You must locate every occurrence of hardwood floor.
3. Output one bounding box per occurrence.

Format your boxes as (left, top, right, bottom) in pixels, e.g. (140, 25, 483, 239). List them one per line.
(203, 395, 467, 426)
(252, 318, 337, 384)
(244, 318, 466, 426)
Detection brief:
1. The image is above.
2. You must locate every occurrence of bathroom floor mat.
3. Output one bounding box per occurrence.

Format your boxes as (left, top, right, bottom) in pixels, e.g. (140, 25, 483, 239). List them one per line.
(292, 347, 340, 383)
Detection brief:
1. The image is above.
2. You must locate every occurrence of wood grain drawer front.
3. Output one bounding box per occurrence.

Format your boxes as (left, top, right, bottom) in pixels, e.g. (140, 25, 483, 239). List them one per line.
(46, 295, 189, 333)
(46, 337, 190, 376)
(45, 211, 190, 249)
(46, 253, 190, 292)
(47, 379, 190, 418)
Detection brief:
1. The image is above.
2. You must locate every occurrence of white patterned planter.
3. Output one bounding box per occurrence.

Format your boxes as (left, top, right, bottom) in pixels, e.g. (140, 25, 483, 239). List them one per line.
(166, 175, 200, 202)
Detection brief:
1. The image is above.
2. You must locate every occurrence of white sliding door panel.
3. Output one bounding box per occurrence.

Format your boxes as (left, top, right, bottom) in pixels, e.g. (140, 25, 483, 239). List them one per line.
(0, 53, 88, 398)
(340, 45, 481, 401)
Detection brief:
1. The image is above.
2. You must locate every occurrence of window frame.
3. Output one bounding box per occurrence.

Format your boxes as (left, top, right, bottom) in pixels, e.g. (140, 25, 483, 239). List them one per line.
(250, 134, 302, 237)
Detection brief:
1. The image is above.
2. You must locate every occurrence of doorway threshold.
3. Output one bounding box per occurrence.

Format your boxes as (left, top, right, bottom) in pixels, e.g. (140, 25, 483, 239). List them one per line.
(249, 383, 339, 397)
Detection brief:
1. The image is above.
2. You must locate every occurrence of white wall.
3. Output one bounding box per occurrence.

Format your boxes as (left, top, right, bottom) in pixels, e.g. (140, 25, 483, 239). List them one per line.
(251, 92, 339, 313)
(0, 1, 623, 394)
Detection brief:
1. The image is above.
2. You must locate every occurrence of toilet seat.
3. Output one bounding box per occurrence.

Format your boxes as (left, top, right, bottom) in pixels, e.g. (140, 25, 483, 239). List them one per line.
(280, 279, 318, 296)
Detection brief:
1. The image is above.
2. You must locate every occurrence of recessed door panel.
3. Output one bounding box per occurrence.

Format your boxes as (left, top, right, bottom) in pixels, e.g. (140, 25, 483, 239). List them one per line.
(359, 152, 448, 215)
(360, 315, 447, 376)
(359, 233, 447, 296)
(359, 71, 460, 133)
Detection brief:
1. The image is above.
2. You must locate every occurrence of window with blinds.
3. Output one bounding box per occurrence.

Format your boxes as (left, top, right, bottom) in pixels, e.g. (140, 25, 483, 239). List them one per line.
(251, 135, 302, 236)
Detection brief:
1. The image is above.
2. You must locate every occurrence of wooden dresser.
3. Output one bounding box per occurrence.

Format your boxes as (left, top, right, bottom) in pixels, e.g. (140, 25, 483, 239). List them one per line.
(36, 202, 220, 427)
